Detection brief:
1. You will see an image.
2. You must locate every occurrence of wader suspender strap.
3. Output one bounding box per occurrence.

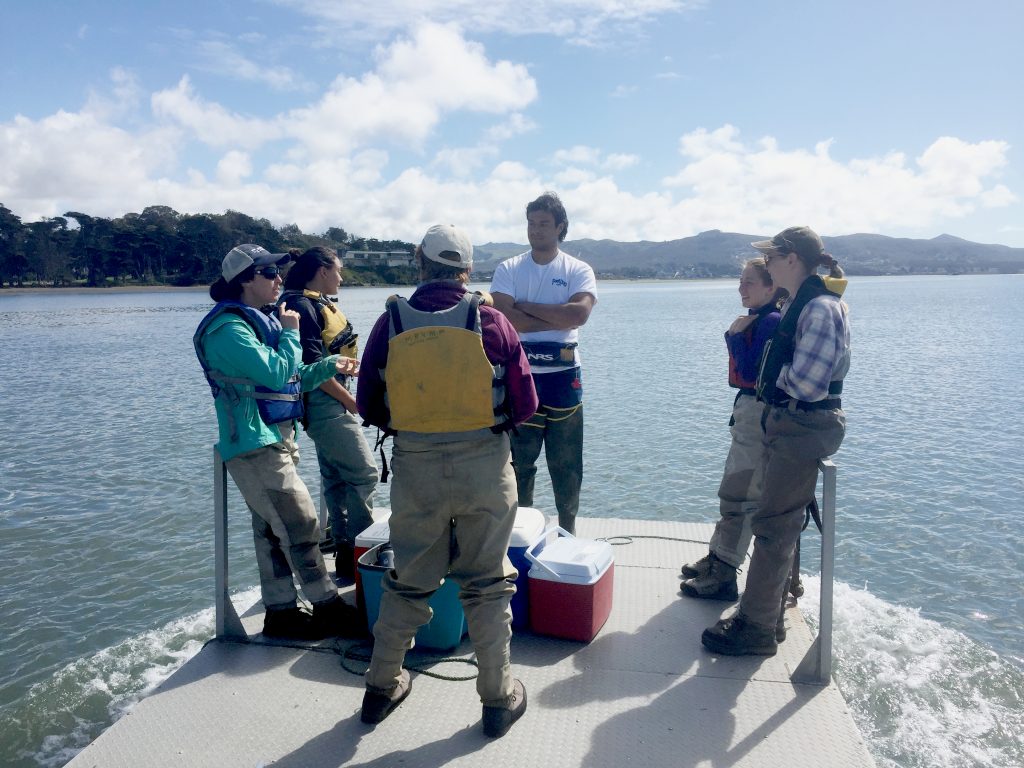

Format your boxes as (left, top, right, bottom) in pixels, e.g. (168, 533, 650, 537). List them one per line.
(373, 429, 390, 484)
(789, 499, 824, 600)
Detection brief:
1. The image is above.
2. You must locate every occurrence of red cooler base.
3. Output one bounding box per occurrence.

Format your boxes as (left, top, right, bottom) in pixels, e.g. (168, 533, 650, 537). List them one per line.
(529, 562, 614, 642)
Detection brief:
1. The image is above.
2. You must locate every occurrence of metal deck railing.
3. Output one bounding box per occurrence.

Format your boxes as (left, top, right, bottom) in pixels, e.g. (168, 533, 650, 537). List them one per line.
(791, 458, 837, 685)
(211, 447, 838, 684)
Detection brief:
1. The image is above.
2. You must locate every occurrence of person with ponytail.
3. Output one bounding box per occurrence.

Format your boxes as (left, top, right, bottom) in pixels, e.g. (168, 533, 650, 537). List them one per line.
(279, 246, 378, 582)
(680, 257, 785, 601)
(701, 226, 850, 656)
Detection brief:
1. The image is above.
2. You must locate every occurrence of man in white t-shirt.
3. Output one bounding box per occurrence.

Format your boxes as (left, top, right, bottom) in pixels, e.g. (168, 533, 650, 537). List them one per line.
(490, 192, 597, 533)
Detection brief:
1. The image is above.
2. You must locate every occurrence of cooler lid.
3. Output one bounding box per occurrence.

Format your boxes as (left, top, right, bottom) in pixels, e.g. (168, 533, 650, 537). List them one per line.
(355, 517, 391, 547)
(529, 536, 613, 584)
(508, 507, 547, 547)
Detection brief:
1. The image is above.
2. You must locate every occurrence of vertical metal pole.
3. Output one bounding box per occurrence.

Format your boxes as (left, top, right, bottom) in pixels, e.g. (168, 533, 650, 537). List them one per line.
(817, 459, 836, 683)
(214, 446, 247, 640)
(792, 458, 836, 685)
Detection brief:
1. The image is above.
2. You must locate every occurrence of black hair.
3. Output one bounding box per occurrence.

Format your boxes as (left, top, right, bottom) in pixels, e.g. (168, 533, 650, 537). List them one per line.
(284, 246, 338, 290)
(526, 191, 569, 242)
(209, 264, 256, 302)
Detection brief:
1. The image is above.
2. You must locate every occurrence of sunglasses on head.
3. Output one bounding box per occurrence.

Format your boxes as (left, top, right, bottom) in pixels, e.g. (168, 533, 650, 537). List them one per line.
(254, 266, 281, 279)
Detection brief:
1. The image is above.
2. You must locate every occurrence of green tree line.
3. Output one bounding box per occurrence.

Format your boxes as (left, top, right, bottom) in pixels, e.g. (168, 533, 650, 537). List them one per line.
(0, 203, 416, 288)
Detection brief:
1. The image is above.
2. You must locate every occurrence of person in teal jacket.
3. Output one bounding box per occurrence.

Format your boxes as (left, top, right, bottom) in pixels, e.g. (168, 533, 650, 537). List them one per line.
(195, 244, 364, 640)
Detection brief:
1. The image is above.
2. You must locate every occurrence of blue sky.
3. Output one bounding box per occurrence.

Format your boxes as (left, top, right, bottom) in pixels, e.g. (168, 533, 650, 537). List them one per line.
(2, 0, 1022, 246)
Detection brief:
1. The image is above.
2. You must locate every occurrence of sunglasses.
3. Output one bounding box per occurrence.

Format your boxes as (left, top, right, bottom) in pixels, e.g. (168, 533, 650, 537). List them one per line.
(254, 266, 282, 279)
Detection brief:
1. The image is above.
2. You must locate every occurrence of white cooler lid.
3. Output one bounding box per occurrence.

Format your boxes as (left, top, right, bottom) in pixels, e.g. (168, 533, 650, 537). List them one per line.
(509, 507, 547, 547)
(355, 515, 391, 547)
(530, 536, 613, 584)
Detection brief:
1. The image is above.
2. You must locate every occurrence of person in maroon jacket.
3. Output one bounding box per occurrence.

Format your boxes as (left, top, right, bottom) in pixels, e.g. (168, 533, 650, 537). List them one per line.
(356, 224, 537, 739)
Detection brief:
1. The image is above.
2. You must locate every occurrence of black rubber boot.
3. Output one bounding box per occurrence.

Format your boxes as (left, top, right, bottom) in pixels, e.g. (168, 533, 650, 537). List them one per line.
(701, 615, 778, 656)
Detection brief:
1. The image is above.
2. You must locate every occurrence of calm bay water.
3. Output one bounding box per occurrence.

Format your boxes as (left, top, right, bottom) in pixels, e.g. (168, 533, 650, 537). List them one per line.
(1, 275, 1022, 767)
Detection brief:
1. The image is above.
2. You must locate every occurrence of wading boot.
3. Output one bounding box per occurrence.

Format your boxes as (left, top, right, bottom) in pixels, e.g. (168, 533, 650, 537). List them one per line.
(361, 669, 412, 724)
(680, 553, 738, 601)
(262, 606, 322, 640)
(701, 615, 778, 657)
(312, 595, 367, 639)
(679, 552, 713, 580)
(482, 679, 527, 738)
(333, 542, 357, 585)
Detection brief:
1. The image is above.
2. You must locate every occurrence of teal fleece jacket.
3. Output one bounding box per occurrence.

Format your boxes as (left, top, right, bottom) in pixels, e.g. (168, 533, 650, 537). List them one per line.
(201, 313, 340, 461)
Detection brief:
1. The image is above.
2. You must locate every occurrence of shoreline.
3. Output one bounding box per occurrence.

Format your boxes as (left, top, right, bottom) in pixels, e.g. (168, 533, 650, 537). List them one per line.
(0, 272, 1010, 298)
(0, 285, 206, 296)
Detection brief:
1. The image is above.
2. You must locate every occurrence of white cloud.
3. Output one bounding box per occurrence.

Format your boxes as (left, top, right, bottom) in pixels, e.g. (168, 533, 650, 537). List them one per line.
(432, 145, 500, 176)
(216, 151, 253, 184)
(0, 109, 180, 222)
(83, 68, 145, 120)
(283, 23, 536, 156)
(152, 76, 282, 149)
(603, 153, 640, 171)
(274, 0, 703, 46)
(554, 145, 602, 166)
(552, 145, 639, 172)
(194, 39, 309, 91)
(486, 113, 536, 142)
(0, 28, 1015, 250)
(660, 126, 1015, 237)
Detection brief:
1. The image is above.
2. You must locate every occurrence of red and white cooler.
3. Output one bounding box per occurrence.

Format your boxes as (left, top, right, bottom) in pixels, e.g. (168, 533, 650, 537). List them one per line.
(526, 527, 614, 642)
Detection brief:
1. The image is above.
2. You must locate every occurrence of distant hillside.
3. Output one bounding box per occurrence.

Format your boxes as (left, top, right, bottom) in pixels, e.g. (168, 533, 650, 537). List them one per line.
(473, 231, 1024, 278)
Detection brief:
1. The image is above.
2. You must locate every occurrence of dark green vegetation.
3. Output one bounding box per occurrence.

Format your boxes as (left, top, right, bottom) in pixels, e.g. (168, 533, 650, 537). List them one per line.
(0, 204, 417, 288)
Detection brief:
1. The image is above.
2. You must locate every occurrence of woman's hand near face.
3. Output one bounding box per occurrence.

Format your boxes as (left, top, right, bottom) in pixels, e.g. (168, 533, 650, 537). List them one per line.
(278, 301, 300, 330)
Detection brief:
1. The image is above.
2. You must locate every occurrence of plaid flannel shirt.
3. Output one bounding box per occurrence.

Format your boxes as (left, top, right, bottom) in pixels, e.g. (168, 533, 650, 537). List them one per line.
(777, 295, 850, 402)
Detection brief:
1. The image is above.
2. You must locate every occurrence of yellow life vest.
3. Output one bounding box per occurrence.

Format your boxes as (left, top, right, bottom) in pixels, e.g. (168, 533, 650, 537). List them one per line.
(285, 289, 359, 359)
(382, 293, 507, 438)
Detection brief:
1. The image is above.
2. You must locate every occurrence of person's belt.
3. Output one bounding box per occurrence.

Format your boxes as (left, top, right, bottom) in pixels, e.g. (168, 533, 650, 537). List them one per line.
(777, 397, 841, 412)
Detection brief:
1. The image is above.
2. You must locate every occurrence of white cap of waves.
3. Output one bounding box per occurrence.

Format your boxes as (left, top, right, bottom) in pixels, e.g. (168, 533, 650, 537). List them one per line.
(798, 576, 1024, 768)
(22, 586, 261, 768)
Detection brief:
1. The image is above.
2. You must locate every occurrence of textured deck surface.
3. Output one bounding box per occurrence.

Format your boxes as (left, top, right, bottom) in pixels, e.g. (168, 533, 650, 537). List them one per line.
(67, 518, 875, 768)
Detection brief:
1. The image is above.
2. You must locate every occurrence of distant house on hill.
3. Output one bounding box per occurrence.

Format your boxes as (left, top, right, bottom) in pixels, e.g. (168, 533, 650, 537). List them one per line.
(342, 250, 414, 268)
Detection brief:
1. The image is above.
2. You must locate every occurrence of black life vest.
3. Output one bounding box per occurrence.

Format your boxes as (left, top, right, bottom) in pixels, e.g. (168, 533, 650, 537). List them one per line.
(756, 275, 844, 405)
(278, 289, 359, 358)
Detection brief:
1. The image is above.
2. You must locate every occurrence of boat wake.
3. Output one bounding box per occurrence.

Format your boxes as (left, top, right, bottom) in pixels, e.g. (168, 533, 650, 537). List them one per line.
(800, 576, 1024, 768)
(17, 587, 260, 768)
(14, 579, 1024, 768)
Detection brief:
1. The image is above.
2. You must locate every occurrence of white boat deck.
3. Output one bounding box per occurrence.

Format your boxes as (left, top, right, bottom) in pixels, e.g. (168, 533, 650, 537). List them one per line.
(67, 518, 875, 768)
